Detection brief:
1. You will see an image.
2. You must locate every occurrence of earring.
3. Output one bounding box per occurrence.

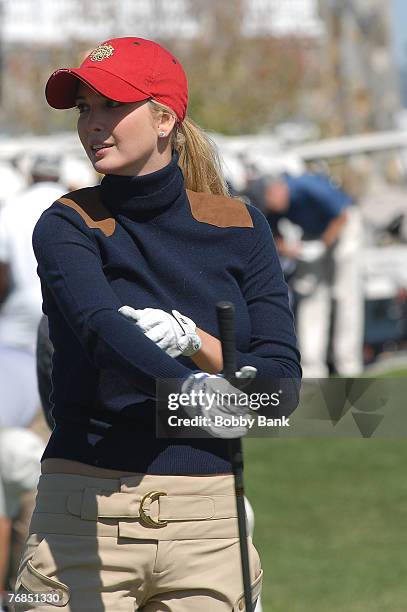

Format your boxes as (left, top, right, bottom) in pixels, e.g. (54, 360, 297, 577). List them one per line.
(158, 131, 166, 137)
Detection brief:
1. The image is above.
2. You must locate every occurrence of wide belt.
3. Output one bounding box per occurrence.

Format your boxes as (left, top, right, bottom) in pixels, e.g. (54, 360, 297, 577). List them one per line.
(34, 489, 237, 526)
(30, 474, 242, 540)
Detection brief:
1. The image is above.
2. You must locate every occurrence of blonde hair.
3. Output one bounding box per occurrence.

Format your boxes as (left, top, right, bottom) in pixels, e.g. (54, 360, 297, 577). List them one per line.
(149, 100, 229, 196)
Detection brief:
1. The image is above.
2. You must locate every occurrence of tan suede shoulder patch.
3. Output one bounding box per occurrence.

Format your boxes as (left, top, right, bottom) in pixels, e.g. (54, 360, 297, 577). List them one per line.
(186, 190, 254, 228)
(58, 187, 116, 237)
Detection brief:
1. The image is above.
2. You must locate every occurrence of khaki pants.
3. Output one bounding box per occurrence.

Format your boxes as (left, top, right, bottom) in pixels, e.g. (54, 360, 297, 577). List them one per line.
(14, 471, 263, 611)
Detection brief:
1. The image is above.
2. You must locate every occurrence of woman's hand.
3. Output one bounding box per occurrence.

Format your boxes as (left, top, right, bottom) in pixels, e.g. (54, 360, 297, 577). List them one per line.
(180, 372, 257, 439)
(119, 306, 258, 380)
(119, 306, 202, 357)
(119, 306, 257, 380)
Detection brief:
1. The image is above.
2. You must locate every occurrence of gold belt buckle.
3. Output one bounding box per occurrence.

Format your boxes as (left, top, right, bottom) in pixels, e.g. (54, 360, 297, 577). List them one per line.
(139, 491, 168, 528)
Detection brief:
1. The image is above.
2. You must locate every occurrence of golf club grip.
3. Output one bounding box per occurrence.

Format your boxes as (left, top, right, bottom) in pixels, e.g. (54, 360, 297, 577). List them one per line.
(216, 301, 236, 380)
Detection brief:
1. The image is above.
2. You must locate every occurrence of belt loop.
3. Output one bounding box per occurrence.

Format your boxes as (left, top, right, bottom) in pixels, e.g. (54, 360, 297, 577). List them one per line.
(80, 488, 100, 521)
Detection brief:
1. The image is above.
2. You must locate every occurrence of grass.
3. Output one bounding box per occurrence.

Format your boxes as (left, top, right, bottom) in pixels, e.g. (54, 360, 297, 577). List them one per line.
(244, 429, 407, 610)
(379, 369, 407, 378)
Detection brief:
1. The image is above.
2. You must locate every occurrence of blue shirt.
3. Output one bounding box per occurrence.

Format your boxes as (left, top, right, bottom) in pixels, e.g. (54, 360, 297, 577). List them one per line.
(33, 154, 301, 474)
(285, 174, 352, 238)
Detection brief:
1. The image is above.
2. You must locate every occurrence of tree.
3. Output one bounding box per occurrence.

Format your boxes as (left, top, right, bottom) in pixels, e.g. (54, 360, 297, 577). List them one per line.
(3, 41, 90, 134)
(316, 0, 400, 136)
(167, 0, 308, 134)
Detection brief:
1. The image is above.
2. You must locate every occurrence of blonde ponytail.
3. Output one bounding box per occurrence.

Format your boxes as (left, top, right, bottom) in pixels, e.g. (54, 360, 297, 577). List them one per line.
(149, 101, 230, 196)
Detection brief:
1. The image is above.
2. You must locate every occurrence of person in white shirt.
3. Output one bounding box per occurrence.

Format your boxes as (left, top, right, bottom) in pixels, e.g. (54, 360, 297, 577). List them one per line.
(0, 157, 66, 428)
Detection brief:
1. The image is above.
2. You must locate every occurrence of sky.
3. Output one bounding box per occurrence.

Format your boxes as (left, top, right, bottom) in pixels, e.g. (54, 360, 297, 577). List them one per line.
(391, 0, 407, 66)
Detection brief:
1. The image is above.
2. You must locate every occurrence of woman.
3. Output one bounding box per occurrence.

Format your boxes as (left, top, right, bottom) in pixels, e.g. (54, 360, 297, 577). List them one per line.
(15, 37, 301, 611)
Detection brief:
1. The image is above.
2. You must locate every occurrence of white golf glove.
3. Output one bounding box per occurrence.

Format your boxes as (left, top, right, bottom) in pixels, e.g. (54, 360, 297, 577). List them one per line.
(297, 240, 326, 263)
(180, 370, 257, 439)
(119, 306, 202, 357)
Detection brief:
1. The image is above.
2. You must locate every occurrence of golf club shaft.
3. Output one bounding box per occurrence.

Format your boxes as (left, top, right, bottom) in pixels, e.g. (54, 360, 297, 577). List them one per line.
(216, 301, 253, 612)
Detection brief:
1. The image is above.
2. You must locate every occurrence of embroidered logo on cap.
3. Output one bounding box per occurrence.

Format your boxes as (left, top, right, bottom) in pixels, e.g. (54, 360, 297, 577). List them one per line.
(89, 44, 114, 62)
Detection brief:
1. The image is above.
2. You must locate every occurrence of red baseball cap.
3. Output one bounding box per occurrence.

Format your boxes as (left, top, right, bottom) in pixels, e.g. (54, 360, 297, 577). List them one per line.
(45, 37, 188, 121)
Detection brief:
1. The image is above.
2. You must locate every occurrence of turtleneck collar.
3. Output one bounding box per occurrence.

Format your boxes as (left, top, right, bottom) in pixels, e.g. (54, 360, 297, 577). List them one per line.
(100, 152, 184, 217)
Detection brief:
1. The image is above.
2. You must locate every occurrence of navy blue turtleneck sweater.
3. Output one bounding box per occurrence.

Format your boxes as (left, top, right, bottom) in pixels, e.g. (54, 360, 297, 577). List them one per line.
(32, 154, 301, 474)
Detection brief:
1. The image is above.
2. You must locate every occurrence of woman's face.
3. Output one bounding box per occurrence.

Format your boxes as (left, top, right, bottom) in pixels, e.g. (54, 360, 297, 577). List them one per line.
(75, 83, 174, 176)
